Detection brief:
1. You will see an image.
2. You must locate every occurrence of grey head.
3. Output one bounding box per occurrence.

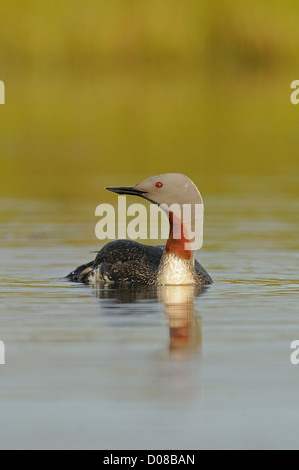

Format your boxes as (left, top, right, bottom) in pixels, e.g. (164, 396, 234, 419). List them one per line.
(106, 173, 203, 206)
(106, 173, 204, 251)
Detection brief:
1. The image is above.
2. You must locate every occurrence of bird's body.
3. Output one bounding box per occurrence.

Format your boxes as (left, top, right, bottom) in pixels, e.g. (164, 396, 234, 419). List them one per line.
(66, 239, 212, 285)
(66, 173, 212, 286)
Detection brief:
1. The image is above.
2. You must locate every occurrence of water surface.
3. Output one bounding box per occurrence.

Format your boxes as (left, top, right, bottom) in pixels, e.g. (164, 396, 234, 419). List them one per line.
(0, 181, 299, 449)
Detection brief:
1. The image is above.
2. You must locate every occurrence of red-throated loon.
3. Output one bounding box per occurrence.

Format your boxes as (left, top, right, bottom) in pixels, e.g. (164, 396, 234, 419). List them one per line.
(66, 173, 212, 285)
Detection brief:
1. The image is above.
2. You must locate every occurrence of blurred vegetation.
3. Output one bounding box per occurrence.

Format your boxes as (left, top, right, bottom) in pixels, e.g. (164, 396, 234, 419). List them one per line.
(0, 0, 299, 199)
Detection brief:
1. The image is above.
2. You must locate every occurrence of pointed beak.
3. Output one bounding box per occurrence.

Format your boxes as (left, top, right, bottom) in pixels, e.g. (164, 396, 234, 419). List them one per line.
(105, 186, 147, 197)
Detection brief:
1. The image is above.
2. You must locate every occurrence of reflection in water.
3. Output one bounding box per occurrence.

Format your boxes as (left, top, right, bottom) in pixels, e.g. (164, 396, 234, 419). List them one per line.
(92, 282, 208, 402)
(93, 283, 158, 303)
(93, 282, 207, 359)
(158, 285, 205, 360)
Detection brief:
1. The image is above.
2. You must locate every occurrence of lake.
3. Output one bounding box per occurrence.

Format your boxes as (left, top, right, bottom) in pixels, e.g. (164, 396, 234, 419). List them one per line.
(0, 174, 298, 449)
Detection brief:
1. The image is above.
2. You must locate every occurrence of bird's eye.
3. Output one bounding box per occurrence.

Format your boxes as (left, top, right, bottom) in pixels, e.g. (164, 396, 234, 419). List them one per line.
(155, 182, 163, 189)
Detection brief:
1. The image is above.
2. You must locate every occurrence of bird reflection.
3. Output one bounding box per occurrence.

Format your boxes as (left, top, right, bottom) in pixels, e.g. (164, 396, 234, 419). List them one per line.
(92, 282, 207, 359)
(158, 285, 204, 359)
(93, 283, 158, 303)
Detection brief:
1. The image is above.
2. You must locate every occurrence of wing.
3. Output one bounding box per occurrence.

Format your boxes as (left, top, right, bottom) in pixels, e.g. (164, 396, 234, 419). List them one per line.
(66, 240, 164, 284)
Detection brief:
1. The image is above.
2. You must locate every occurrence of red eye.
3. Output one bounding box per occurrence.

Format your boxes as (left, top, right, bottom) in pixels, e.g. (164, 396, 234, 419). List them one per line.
(155, 182, 163, 189)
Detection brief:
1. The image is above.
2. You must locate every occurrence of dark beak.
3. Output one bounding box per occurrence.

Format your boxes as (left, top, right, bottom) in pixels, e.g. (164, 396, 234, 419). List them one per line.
(105, 186, 147, 197)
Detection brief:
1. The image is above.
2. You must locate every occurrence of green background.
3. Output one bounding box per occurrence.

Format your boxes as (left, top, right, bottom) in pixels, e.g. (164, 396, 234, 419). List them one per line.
(0, 0, 298, 200)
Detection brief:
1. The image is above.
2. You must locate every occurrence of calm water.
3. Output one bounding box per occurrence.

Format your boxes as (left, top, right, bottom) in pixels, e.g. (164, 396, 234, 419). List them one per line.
(1, 179, 299, 449)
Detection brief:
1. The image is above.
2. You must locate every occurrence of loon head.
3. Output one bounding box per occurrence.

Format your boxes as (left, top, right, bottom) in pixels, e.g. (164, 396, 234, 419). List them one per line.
(106, 173, 203, 206)
(106, 173, 204, 257)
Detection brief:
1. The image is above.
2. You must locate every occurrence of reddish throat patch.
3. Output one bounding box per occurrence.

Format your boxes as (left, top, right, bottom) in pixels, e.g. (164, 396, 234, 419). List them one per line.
(165, 211, 191, 259)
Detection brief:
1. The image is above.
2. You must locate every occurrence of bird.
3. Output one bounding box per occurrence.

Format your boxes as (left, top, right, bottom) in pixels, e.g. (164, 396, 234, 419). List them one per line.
(66, 173, 212, 286)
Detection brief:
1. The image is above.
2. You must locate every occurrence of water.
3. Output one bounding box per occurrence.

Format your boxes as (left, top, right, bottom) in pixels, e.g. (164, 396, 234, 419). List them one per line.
(1, 180, 299, 449)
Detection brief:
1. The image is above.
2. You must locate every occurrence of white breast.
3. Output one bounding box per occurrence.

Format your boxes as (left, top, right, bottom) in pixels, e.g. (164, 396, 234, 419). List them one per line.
(156, 252, 196, 285)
